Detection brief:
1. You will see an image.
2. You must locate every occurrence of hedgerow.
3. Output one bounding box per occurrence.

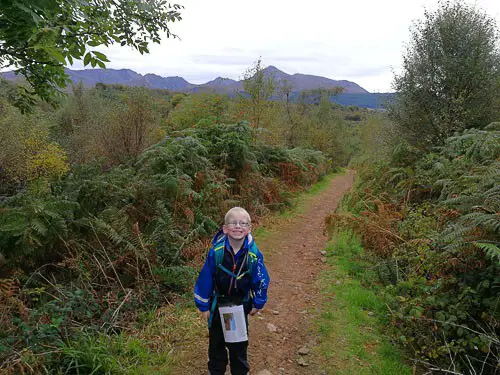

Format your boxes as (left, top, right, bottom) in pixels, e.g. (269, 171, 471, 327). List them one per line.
(0, 109, 329, 372)
(327, 125, 500, 372)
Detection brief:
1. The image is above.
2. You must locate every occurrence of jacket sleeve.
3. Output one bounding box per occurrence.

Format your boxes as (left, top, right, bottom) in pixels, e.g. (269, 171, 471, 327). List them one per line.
(251, 249, 270, 310)
(194, 247, 215, 312)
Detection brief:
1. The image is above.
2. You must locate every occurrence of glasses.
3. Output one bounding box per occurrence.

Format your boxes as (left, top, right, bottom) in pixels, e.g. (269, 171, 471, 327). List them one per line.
(225, 221, 251, 228)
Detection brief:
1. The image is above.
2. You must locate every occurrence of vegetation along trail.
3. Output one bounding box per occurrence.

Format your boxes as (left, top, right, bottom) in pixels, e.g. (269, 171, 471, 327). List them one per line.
(178, 171, 355, 374)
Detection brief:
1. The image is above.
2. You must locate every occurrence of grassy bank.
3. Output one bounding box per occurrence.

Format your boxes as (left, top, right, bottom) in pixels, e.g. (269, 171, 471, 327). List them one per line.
(315, 229, 412, 374)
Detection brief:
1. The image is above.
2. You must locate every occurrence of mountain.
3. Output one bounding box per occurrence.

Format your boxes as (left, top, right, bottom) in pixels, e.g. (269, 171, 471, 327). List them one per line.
(204, 77, 238, 86)
(261, 66, 368, 94)
(193, 77, 243, 94)
(68, 68, 145, 87)
(262, 65, 291, 82)
(143, 74, 193, 90)
(2, 66, 390, 107)
(1, 66, 367, 93)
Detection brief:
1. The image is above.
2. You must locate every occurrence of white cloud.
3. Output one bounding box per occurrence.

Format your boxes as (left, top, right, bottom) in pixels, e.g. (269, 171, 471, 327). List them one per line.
(70, 0, 500, 92)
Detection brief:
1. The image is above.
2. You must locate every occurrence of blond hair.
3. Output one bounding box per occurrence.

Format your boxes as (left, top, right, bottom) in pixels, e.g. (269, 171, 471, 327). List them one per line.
(224, 207, 251, 224)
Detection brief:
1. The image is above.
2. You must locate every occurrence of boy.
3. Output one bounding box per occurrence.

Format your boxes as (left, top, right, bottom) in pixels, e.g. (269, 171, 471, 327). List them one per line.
(194, 207, 270, 375)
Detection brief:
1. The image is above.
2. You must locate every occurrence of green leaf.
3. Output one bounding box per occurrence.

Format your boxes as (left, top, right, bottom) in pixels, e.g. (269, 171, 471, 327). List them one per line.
(88, 40, 101, 47)
(50, 50, 66, 64)
(92, 51, 110, 62)
(83, 52, 91, 66)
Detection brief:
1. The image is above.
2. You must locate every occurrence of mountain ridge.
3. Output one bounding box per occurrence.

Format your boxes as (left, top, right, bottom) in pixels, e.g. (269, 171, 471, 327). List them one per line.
(2, 65, 369, 94)
(2, 66, 395, 108)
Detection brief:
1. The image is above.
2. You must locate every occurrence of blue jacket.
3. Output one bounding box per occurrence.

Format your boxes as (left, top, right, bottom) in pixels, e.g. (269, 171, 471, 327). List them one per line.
(194, 230, 270, 312)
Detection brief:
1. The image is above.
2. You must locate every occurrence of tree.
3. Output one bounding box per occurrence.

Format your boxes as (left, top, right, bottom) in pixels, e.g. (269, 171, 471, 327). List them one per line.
(241, 58, 275, 129)
(102, 88, 162, 164)
(389, 0, 500, 150)
(0, 100, 69, 187)
(0, 0, 182, 111)
(168, 93, 228, 130)
(277, 77, 299, 147)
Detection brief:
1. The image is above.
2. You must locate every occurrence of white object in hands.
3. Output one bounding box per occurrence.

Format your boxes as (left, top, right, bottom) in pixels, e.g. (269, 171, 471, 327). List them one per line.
(218, 304, 248, 343)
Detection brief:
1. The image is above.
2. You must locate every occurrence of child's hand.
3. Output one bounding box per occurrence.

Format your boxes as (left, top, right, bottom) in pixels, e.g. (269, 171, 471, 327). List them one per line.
(249, 308, 259, 316)
(201, 310, 210, 320)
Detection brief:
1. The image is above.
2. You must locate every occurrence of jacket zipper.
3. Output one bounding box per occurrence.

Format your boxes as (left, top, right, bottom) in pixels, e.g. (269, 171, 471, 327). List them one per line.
(228, 249, 236, 296)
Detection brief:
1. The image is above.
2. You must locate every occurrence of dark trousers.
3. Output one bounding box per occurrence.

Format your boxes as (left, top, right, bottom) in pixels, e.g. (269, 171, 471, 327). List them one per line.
(208, 308, 249, 375)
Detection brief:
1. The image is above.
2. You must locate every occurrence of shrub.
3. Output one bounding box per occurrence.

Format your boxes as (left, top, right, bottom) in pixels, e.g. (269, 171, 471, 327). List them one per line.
(331, 126, 500, 372)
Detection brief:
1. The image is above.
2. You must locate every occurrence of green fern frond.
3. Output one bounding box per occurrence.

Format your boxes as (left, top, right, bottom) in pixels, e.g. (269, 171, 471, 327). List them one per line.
(462, 212, 500, 234)
(440, 225, 474, 243)
(30, 218, 48, 236)
(473, 242, 500, 263)
(0, 210, 28, 235)
(375, 259, 399, 285)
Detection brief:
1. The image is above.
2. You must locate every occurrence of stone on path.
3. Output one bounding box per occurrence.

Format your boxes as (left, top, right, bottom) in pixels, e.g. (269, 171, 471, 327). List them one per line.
(272, 310, 280, 315)
(296, 357, 309, 366)
(256, 370, 273, 375)
(298, 347, 310, 355)
(266, 323, 277, 332)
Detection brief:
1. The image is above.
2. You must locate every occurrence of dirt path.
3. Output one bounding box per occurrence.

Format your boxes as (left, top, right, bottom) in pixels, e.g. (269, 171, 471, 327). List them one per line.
(180, 171, 355, 374)
(248, 171, 355, 374)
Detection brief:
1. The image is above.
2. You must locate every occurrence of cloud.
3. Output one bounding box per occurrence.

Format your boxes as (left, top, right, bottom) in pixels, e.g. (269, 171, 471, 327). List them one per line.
(191, 55, 252, 66)
(65, 0, 500, 93)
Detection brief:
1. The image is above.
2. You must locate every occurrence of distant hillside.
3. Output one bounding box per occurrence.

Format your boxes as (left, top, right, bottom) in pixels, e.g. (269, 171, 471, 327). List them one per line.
(2, 66, 392, 108)
(332, 93, 395, 109)
(143, 73, 193, 90)
(2, 66, 367, 93)
(263, 66, 368, 94)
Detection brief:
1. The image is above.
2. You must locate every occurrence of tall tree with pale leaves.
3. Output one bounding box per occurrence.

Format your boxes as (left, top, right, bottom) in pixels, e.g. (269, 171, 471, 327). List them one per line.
(389, 0, 500, 150)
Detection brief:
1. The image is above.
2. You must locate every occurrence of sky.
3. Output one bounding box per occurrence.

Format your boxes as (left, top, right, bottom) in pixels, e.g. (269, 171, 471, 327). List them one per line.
(69, 0, 500, 93)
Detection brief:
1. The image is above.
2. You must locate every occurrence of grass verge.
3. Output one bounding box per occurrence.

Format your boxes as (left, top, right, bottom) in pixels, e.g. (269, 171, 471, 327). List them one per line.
(47, 303, 202, 375)
(315, 229, 413, 374)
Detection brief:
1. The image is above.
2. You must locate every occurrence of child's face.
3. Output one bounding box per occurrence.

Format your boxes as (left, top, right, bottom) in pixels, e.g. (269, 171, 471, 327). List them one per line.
(223, 211, 251, 241)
